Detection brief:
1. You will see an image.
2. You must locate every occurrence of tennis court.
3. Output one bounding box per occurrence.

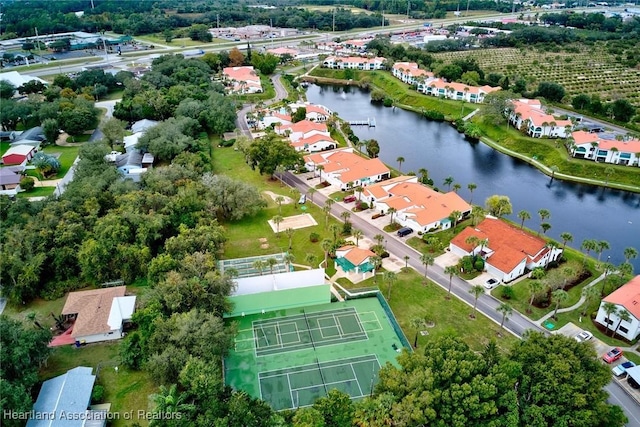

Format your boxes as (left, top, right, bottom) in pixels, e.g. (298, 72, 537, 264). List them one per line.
(218, 253, 290, 278)
(251, 307, 368, 356)
(260, 355, 380, 410)
(225, 297, 410, 411)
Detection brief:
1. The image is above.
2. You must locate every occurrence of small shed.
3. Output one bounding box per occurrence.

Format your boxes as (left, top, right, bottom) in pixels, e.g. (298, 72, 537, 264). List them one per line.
(2, 144, 35, 165)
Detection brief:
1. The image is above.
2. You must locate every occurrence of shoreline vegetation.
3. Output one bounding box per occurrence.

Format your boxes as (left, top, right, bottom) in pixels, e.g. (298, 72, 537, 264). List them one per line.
(302, 71, 640, 194)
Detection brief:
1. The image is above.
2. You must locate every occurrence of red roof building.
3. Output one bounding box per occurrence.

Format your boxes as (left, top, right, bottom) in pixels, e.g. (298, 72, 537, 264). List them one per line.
(596, 276, 640, 340)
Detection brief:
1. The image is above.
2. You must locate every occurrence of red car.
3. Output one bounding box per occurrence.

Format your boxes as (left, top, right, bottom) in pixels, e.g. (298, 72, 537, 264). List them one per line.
(343, 195, 357, 203)
(602, 347, 623, 364)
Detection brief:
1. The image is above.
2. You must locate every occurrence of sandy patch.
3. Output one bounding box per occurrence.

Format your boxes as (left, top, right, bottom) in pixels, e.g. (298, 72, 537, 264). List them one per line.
(263, 191, 293, 204)
(267, 213, 318, 232)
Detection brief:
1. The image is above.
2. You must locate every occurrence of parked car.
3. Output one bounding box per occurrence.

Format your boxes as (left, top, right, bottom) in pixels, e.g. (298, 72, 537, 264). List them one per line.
(343, 195, 357, 203)
(484, 278, 499, 290)
(397, 227, 413, 237)
(602, 347, 623, 364)
(612, 361, 635, 377)
(574, 330, 593, 343)
(298, 194, 306, 204)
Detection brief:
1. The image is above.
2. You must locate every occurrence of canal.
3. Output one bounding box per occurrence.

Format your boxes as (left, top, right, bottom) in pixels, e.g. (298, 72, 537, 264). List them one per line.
(306, 84, 640, 270)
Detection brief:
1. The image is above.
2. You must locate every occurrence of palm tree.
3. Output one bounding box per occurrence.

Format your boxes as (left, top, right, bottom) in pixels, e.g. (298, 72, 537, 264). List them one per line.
(150, 384, 195, 415)
(352, 229, 363, 247)
(354, 185, 364, 202)
(388, 207, 397, 225)
(272, 215, 283, 235)
(551, 289, 568, 319)
(340, 211, 351, 226)
(540, 222, 551, 235)
(497, 303, 512, 332)
(308, 187, 317, 202)
(253, 260, 266, 276)
(471, 206, 485, 226)
(560, 232, 573, 252)
(383, 271, 397, 301)
(283, 252, 295, 271)
(374, 234, 385, 247)
(624, 247, 638, 263)
(444, 265, 458, 299)
(581, 286, 600, 317)
(325, 197, 335, 210)
(403, 255, 410, 269)
(560, 266, 574, 290)
(418, 168, 429, 184)
(452, 183, 461, 193)
(329, 223, 340, 243)
(517, 210, 531, 229)
(275, 196, 285, 215)
(465, 235, 480, 257)
(396, 156, 405, 172)
(321, 238, 332, 267)
(596, 240, 610, 264)
(443, 176, 454, 190)
(305, 253, 318, 268)
(467, 182, 477, 204)
(469, 285, 484, 318)
(604, 166, 615, 185)
(580, 239, 597, 265)
(527, 281, 544, 313)
(449, 210, 462, 228)
(266, 257, 278, 274)
(613, 309, 631, 337)
(370, 255, 382, 272)
(285, 227, 295, 250)
(602, 302, 618, 335)
(410, 317, 424, 348)
(420, 253, 434, 278)
(316, 164, 325, 183)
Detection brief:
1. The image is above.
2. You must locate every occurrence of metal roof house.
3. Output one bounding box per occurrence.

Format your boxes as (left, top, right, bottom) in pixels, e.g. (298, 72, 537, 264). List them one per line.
(27, 366, 106, 427)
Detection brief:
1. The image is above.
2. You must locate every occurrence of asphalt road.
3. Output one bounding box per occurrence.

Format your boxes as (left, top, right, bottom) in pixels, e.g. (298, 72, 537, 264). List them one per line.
(279, 171, 640, 426)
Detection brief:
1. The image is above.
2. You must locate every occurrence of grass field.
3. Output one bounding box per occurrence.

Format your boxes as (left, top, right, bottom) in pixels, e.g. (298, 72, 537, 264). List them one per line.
(42, 144, 80, 178)
(432, 45, 640, 107)
(17, 186, 55, 198)
(340, 268, 518, 352)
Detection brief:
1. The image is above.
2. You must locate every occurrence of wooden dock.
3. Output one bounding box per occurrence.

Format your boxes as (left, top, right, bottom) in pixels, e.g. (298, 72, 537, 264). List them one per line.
(348, 118, 376, 127)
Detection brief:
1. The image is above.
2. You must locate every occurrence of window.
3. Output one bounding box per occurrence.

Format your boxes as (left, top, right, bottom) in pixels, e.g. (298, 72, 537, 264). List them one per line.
(605, 318, 614, 325)
(619, 326, 629, 334)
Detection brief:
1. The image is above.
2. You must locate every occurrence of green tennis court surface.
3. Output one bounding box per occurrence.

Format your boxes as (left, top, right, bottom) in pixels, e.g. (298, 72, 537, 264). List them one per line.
(225, 297, 409, 411)
(253, 307, 367, 356)
(260, 355, 380, 410)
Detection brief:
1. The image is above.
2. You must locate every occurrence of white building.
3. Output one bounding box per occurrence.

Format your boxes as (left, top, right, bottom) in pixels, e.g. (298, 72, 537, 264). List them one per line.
(570, 131, 640, 166)
(508, 99, 573, 138)
(596, 276, 640, 340)
(61, 286, 136, 344)
(322, 56, 386, 70)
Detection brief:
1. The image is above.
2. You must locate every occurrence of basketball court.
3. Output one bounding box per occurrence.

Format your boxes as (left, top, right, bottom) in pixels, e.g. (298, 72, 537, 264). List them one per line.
(268, 213, 318, 232)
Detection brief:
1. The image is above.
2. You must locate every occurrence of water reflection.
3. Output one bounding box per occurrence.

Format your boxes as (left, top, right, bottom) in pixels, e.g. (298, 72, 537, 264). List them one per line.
(306, 84, 640, 270)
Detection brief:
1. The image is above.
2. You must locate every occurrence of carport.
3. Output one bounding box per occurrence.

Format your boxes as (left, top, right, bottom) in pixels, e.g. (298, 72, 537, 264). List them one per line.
(626, 366, 640, 389)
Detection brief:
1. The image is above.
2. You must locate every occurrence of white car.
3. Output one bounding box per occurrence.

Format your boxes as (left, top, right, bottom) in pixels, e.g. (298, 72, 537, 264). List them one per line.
(574, 331, 593, 342)
(484, 278, 499, 289)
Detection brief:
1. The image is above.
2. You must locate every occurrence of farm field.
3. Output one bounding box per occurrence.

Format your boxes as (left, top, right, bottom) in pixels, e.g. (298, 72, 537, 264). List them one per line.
(433, 45, 640, 106)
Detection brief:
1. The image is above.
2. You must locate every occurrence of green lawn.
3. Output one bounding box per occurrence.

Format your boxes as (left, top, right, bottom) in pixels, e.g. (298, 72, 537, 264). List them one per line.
(103, 89, 124, 101)
(406, 218, 473, 257)
(66, 134, 92, 143)
(211, 145, 348, 267)
(0, 141, 11, 157)
(340, 269, 518, 353)
(42, 144, 80, 178)
(490, 249, 601, 321)
(17, 186, 55, 198)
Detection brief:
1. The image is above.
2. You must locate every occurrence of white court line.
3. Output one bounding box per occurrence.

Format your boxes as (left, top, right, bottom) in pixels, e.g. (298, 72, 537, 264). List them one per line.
(350, 364, 364, 396)
(259, 355, 379, 379)
(287, 373, 295, 408)
(254, 307, 358, 328)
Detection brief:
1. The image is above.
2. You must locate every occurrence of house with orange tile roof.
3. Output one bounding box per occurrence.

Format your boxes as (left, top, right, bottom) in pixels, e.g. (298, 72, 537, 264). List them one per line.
(289, 102, 333, 122)
(570, 130, 640, 166)
(363, 175, 472, 233)
(335, 245, 376, 275)
(291, 133, 338, 153)
(595, 275, 640, 340)
(449, 217, 563, 282)
(392, 62, 435, 86)
(421, 79, 500, 103)
(279, 120, 330, 142)
(61, 286, 136, 344)
(266, 47, 299, 58)
(223, 66, 263, 94)
(508, 99, 573, 138)
(322, 56, 386, 70)
(304, 147, 390, 190)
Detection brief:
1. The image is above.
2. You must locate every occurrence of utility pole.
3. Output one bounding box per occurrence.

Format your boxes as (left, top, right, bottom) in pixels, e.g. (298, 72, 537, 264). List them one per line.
(407, 0, 410, 21)
(102, 38, 109, 65)
(217, 13, 220, 30)
(90, 0, 95, 9)
(270, 18, 273, 48)
(34, 27, 43, 58)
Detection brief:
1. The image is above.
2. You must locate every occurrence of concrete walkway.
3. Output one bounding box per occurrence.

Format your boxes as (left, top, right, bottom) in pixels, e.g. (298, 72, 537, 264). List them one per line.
(535, 272, 606, 327)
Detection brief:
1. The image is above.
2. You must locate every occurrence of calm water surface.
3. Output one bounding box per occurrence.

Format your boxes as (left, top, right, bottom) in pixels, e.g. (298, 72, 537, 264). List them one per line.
(306, 84, 640, 270)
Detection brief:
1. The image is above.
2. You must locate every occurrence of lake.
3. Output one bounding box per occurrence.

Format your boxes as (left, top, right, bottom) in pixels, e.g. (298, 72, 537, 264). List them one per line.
(306, 84, 640, 271)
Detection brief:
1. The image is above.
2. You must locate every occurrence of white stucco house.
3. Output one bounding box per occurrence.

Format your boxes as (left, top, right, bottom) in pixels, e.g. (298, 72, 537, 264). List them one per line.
(304, 147, 390, 190)
(392, 62, 435, 86)
(322, 56, 386, 70)
(508, 99, 573, 138)
(279, 120, 330, 141)
(595, 275, 640, 340)
(291, 133, 338, 153)
(363, 175, 471, 233)
(61, 286, 136, 344)
(449, 217, 563, 283)
(570, 130, 640, 166)
(420, 79, 501, 103)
